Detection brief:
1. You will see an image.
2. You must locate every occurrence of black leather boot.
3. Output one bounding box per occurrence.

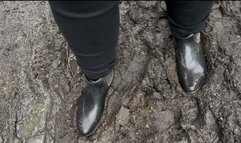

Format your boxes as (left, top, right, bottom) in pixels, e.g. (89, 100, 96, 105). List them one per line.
(174, 32, 207, 93)
(76, 70, 113, 136)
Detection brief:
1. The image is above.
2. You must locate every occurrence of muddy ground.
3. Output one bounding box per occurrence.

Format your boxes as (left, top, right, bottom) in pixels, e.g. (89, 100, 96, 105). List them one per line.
(1, 1, 241, 143)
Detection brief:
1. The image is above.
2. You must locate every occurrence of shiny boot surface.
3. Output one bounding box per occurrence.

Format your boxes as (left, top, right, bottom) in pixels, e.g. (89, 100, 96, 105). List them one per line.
(76, 70, 113, 136)
(174, 33, 207, 93)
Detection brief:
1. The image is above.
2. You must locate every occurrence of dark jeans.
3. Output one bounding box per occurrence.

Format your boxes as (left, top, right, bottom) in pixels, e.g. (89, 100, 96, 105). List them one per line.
(49, 1, 213, 80)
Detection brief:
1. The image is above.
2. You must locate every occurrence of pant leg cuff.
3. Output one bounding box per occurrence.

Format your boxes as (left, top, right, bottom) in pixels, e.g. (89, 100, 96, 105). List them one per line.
(79, 58, 116, 80)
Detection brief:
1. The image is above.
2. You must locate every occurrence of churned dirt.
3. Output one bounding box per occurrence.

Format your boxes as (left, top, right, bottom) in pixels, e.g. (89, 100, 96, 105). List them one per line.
(1, 1, 241, 143)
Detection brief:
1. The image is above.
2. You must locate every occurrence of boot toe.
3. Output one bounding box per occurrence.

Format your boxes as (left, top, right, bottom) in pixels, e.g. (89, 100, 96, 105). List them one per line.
(180, 72, 206, 93)
(76, 103, 99, 136)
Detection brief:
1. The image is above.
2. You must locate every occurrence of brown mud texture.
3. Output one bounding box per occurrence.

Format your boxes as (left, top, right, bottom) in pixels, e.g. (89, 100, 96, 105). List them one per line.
(1, 1, 241, 143)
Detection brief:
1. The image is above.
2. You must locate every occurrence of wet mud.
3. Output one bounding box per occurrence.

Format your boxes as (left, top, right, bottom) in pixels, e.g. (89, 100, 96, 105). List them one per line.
(1, 1, 241, 143)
